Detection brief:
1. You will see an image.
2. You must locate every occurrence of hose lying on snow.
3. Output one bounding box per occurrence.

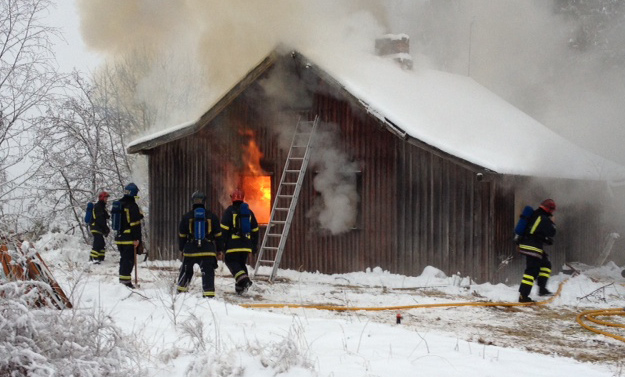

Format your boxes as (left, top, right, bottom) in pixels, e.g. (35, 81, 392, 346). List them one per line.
(576, 308, 625, 343)
(240, 279, 625, 344)
(239, 280, 565, 311)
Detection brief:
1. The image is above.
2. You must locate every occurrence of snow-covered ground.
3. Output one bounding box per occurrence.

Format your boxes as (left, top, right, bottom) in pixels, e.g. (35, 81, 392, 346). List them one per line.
(7, 233, 625, 376)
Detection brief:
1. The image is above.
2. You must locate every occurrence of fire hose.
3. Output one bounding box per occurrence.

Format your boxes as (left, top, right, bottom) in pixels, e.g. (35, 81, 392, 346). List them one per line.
(576, 308, 625, 343)
(240, 279, 625, 344)
(239, 279, 565, 311)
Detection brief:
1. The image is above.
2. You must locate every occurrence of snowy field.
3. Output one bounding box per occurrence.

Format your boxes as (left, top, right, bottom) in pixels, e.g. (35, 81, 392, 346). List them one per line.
(3, 233, 625, 376)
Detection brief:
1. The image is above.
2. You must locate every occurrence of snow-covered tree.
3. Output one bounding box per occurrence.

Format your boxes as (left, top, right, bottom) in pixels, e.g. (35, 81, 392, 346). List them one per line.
(0, 0, 63, 232)
(31, 72, 134, 241)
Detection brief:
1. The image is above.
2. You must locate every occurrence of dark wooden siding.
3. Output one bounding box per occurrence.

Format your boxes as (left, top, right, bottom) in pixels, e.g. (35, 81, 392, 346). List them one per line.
(147, 76, 508, 282)
(253, 91, 400, 275)
(393, 138, 498, 282)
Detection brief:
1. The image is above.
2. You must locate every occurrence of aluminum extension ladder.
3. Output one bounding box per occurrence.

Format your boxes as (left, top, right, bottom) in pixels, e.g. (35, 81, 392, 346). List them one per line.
(253, 116, 319, 282)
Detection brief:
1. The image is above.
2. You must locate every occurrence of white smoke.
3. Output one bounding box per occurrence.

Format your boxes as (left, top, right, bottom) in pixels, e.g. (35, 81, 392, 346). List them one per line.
(307, 126, 360, 235)
(76, 0, 385, 133)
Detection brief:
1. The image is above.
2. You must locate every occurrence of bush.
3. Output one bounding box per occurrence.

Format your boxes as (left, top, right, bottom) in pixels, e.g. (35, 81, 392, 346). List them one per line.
(0, 281, 144, 376)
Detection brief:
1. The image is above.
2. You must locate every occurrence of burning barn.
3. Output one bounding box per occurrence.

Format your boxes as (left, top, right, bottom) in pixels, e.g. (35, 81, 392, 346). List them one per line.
(128, 40, 625, 283)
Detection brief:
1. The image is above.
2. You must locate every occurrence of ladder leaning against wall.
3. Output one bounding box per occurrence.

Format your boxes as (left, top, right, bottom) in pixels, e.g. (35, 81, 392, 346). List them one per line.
(253, 116, 319, 282)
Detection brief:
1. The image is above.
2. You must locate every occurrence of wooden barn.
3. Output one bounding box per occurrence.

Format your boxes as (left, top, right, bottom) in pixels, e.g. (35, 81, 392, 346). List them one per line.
(128, 40, 625, 284)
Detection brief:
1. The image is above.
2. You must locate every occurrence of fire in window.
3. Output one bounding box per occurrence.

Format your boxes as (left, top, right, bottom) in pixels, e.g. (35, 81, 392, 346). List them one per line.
(241, 175, 271, 224)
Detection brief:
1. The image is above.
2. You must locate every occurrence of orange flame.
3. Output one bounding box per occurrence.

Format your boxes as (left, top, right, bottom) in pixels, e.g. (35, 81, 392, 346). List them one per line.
(242, 176, 271, 224)
(240, 129, 271, 224)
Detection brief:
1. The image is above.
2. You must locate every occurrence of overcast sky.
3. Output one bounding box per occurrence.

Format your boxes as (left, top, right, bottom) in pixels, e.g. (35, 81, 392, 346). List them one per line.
(46, 0, 101, 73)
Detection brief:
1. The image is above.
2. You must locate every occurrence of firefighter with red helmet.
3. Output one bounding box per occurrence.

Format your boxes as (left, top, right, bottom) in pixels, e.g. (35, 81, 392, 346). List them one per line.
(518, 199, 557, 302)
(176, 191, 223, 298)
(220, 188, 259, 294)
(89, 191, 110, 263)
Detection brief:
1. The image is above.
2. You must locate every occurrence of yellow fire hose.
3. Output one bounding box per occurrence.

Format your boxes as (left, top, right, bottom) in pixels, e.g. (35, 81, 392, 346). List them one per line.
(239, 280, 565, 311)
(240, 279, 625, 343)
(576, 308, 625, 342)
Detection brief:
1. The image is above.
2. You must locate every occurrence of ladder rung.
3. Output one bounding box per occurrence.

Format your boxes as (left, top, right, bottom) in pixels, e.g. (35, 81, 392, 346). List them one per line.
(258, 260, 275, 264)
(266, 233, 282, 237)
(288, 157, 304, 161)
(277, 195, 293, 198)
(285, 170, 300, 173)
(271, 221, 286, 224)
(262, 246, 279, 250)
(281, 182, 297, 186)
(274, 207, 289, 211)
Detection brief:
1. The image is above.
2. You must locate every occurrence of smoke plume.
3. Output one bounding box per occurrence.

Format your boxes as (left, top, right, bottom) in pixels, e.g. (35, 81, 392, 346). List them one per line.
(76, 0, 385, 132)
(307, 126, 360, 235)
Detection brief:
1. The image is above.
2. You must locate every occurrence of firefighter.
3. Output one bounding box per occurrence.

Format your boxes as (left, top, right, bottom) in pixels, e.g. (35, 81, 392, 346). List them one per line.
(176, 191, 223, 298)
(89, 191, 110, 263)
(518, 198, 557, 303)
(114, 182, 144, 288)
(220, 188, 259, 294)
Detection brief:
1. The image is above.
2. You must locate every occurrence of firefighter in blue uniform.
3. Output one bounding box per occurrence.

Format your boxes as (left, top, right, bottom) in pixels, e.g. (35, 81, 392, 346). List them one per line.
(114, 183, 144, 288)
(176, 191, 223, 298)
(221, 188, 259, 294)
(518, 199, 557, 302)
(89, 191, 110, 263)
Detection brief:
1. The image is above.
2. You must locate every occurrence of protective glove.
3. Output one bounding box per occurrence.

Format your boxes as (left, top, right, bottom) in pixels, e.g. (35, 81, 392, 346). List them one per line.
(135, 241, 144, 255)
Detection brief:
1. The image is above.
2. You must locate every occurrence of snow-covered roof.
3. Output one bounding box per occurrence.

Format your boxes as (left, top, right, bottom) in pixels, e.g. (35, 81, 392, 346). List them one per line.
(128, 47, 625, 181)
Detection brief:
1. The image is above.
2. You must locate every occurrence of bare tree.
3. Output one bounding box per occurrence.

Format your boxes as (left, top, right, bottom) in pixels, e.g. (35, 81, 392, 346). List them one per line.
(32, 72, 134, 241)
(0, 0, 63, 232)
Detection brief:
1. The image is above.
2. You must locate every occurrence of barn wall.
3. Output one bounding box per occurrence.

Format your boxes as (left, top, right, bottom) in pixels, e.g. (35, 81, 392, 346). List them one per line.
(393, 137, 499, 282)
(262, 89, 502, 283)
(147, 79, 504, 282)
(272, 93, 399, 275)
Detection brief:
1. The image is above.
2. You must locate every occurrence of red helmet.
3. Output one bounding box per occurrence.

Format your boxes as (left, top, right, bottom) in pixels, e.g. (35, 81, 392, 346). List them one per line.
(540, 199, 556, 214)
(230, 188, 245, 202)
(98, 191, 110, 201)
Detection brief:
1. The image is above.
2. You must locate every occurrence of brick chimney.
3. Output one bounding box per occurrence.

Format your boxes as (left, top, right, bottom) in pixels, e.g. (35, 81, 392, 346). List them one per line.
(375, 34, 413, 70)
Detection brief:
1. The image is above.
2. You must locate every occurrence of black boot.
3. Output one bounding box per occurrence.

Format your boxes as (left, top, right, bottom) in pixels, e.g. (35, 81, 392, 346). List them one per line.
(519, 294, 534, 303)
(235, 277, 252, 295)
(519, 282, 533, 303)
(243, 279, 253, 293)
(538, 288, 553, 296)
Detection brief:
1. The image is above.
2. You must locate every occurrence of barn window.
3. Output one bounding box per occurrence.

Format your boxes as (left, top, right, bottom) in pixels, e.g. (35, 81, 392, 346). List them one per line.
(312, 169, 362, 233)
